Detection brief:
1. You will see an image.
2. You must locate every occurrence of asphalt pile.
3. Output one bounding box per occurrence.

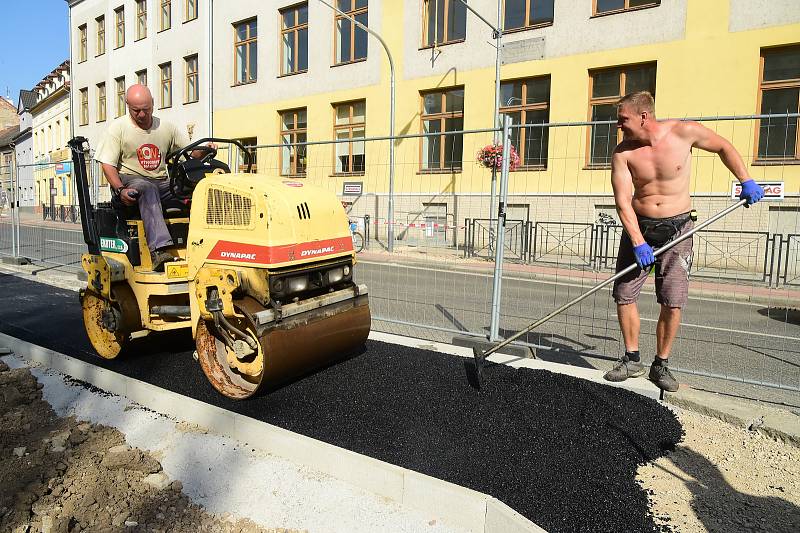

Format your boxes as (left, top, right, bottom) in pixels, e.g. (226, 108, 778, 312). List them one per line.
(0, 274, 684, 532)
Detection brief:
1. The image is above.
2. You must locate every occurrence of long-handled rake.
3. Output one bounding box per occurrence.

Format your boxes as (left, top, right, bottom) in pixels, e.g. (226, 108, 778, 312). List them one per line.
(469, 199, 749, 386)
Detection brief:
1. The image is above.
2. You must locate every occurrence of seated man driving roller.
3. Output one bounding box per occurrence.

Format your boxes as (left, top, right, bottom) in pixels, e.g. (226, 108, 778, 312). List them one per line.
(95, 83, 214, 272)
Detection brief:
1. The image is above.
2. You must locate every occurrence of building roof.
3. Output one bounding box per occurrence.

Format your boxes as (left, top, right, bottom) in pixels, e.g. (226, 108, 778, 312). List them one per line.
(18, 90, 38, 113)
(0, 97, 15, 113)
(0, 125, 21, 149)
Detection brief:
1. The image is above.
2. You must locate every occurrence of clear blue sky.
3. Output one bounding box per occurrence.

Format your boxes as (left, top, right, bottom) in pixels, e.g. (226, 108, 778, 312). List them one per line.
(0, 0, 69, 102)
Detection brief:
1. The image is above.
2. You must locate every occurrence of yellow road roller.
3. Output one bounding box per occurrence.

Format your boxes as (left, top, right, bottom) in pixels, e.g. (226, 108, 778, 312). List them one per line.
(68, 137, 370, 399)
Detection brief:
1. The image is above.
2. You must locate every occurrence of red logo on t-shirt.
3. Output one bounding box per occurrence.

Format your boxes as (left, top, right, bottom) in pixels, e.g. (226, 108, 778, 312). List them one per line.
(137, 144, 162, 171)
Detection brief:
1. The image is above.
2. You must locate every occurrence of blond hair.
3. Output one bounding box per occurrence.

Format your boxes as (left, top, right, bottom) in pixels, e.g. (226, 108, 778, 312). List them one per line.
(616, 91, 655, 116)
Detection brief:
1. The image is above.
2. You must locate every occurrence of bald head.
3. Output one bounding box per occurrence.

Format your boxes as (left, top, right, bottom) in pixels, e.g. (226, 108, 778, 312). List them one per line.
(126, 84, 154, 130)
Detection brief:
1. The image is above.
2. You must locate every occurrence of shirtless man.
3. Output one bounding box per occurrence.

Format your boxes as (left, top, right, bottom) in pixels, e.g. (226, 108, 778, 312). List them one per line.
(603, 91, 764, 392)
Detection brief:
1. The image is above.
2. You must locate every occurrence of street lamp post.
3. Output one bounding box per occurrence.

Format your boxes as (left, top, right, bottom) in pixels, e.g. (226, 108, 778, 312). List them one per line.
(317, 0, 396, 252)
(454, 0, 503, 247)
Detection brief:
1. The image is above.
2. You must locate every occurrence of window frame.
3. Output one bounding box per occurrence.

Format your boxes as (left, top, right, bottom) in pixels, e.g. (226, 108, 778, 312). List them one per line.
(136, 68, 148, 87)
(502, 0, 555, 34)
(135, 0, 147, 41)
(586, 62, 657, 168)
(421, 0, 467, 49)
(755, 45, 800, 163)
(78, 24, 87, 62)
(333, 0, 368, 66)
(592, 0, 660, 17)
(115, 76, 126, 117)
(499, 75, 551, 170)
(79, 88, 89, 126)
(159, 62, 173, 109)
(97, 82, 107, 123)
(280, 108, 308, 177)
(233, 18, 257, 86)
(160, 0, 172, 31)
(96, 16, 105, 56)
(280, 3, 309, 76)
(332, 100, 367, 176)
(419, 87, 465, 173)
(114, 6, 125, 48)
(234, 137, 258, 172)
(185, 0, 198, 22)
(185, 54, 199, 104)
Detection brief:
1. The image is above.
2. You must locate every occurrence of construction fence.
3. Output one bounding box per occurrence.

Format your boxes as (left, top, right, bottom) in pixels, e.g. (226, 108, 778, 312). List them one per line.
(0, 114, 798, 405)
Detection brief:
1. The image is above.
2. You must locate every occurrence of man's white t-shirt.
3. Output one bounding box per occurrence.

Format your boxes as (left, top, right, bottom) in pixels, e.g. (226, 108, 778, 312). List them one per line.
(95, 115, 189, 179)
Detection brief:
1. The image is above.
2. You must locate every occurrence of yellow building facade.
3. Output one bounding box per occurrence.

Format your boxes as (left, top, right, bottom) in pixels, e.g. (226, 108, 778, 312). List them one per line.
(212, 2, 800, 240)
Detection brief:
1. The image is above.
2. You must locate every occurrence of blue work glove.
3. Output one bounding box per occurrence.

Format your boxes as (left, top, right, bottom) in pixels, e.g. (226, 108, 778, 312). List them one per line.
(739, 179, 765, 208)
(633, 242, 656, 269)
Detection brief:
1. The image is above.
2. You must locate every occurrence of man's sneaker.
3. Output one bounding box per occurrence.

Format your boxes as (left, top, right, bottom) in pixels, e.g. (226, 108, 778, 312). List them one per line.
(603, 355, 645, 382)
(150, 250, 173, 272)
(649, 360, 679, 392)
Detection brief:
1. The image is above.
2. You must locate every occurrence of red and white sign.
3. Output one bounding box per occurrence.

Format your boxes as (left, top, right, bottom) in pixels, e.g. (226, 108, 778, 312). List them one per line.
(730, 181, 783, 201)
(137, 143, 162, 171)
(282, 181, 304, 188)
(208, 236, 354, 264)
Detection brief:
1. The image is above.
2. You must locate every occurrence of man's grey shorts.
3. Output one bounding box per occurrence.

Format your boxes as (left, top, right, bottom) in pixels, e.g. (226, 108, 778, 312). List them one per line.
(612, 219, 694, 308)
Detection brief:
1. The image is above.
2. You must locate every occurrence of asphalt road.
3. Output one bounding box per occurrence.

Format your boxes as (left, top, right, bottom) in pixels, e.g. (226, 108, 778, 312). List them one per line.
(359, 260, 800, 408)
(1, 220, 798, 406)
(0, 272, 682, 533)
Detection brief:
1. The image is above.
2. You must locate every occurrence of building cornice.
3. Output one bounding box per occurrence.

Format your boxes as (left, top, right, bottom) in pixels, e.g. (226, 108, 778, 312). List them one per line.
(31, 85, 70, 115)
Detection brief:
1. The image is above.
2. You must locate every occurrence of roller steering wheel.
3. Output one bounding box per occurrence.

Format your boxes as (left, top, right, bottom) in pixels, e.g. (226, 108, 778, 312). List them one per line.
(166, 138, 250, 200)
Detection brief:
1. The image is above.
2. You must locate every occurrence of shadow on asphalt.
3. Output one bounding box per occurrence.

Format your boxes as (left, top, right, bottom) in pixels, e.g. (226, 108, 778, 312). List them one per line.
(758, 307, 800, 326)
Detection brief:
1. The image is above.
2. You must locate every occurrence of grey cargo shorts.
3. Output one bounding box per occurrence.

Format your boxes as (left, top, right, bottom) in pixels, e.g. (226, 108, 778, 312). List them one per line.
(612, 217, 694, 309)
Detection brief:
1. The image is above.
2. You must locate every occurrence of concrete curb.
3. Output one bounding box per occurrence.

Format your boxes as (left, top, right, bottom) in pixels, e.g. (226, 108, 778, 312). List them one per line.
(664, 387, 800, 449)
(0, 332, 546, 533)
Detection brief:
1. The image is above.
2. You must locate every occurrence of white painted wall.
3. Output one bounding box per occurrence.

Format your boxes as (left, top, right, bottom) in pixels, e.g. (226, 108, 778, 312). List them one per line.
(211, 1, 383, 112)
(68, 0, 210, 153)
(402, 0, 688, 80)
(729, 0, 800, 32)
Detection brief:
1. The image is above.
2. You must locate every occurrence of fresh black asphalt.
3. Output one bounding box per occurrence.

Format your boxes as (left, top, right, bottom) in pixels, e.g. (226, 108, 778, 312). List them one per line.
(0, 273, 683, 532)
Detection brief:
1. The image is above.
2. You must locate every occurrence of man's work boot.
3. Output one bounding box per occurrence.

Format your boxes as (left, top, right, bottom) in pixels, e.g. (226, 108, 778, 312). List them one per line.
(603, 355, 645, 382)
(649, 359, 679, 392)
(150, 249, 173, 272)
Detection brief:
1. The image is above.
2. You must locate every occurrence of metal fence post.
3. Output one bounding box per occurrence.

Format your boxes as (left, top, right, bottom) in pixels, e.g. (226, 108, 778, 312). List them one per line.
(489, 115, 512, 342)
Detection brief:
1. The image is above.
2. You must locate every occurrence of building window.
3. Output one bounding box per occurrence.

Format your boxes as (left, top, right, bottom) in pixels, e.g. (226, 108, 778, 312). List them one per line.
(500, 76, 550, 169)
(96, 16, 105, 55)
(97, 83, 107, 122)
(136, 69, 148, 86)
(422, 0, 466, 48)
(78, 24, 87, 62)
(185, 55, 199, 103)
(281, 3, 308, 75)
(115, 6, 125, 48)
(333, 100, 366, 174)
(594, 0, 660, 16)
(160, 63, 172, 108)
(420, 87, 464, 171)
(280, 108, 307, 176)
(79, 88, 89, 126)
(234, 18, 257, 85)
(115, 76, 126, 117)
(161, 0, 172, 31)
(503, 0, 554, 31)
(335, 0, 368, 65)
(135, 0, 147, 40)
(185, 0, 198, 22)
(588, 63, 656, 166)
(757, 46, 800, 161)
(235, 137, 257, 172)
